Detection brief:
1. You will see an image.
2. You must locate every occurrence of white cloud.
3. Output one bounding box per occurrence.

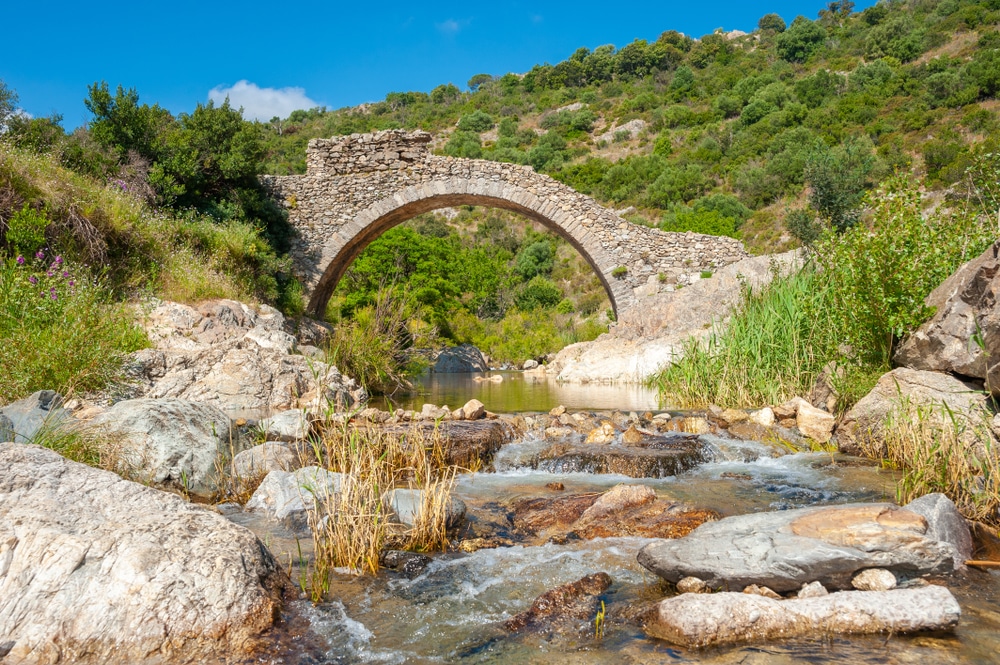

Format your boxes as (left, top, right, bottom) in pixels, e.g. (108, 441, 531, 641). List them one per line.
(207, 80, 320, 122)
(436, 18, 470, 35)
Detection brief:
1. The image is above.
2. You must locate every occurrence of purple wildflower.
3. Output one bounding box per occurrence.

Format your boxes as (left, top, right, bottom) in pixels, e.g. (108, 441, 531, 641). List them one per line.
(50, 291, 57, 300)
(47, 271, 54, 277)
(29, 276, 37, 285)
(62, 271, 69, 278)
(16, 256, 24, 265)
(68, 280, 75, 287)
(54, 256, 63, 265)
(35, 251, 44, 260)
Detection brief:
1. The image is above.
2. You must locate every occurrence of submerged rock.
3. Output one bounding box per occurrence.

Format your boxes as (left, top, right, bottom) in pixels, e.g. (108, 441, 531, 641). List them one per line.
(504, 572, 613, 633)
(88, 398, 233, 498)
(0, 443, 286, 664)
(643, 586, 961, 647)
(637, 502, 959, 593)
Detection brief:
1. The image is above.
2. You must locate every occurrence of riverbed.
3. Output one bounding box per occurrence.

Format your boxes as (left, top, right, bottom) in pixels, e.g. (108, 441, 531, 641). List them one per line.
(247, 376, 1000, 664)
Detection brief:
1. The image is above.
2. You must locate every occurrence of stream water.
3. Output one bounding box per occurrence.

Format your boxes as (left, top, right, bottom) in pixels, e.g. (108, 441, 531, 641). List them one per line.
(247, 376, 1000, 665)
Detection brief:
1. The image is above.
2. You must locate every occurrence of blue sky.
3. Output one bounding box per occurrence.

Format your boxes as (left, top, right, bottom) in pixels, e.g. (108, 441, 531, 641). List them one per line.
(3, 0, 873, 128)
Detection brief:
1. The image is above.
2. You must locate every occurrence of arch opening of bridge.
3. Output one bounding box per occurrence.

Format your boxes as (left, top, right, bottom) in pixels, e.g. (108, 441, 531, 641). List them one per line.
(262, 129, 749, 320)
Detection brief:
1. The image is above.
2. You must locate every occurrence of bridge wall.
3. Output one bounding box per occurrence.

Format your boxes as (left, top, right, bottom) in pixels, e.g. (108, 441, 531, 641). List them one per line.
(263, 130, 748, 316)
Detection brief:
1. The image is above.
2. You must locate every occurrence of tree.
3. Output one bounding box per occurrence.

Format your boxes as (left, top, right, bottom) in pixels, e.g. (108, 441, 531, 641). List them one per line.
(804, 137, 877, 231)
(0, 79, 18, 131)
(467, 74, 493, 92)
(758, 13, 787, 33)
(514, 240, 554, 279)
(84, 82, 171, 162)
(776, 16, 826, 63)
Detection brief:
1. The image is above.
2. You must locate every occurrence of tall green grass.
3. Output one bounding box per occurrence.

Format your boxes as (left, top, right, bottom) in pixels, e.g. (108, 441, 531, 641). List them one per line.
(653, 175, 995, 411)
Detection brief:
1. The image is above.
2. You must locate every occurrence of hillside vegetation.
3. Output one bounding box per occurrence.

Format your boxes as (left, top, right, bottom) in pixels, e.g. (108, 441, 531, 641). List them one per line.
(3, 0, 1000, 396)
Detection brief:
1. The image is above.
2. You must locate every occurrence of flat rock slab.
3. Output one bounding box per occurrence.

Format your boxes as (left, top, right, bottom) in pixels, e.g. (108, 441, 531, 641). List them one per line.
(644, 586, 961, 648)
(380, 420, 512, 468)
(245, 466, 348, 531)
(0, 443, 285, 665)
(0, 390, 67, 444)
(637, 502, 957, 592)
(530, 434, 708, 478)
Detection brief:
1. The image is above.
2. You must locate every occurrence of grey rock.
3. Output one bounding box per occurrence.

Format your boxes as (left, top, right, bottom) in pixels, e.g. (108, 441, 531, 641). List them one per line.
(231, 442, 297, 478)
(895, 242, 1000, 392)
(0, 443, 285, 664)
(245, 466, 348, 530)
(644, 586, 960, 647)
(88, 398, 233, 498)
(838, 368, 990, 455)
(637, 503, 957, 593)
(523, 359, 539, 370)
(0, 390, 67, 443)
(852, 568, 897, 591)
(383, 488, 467, 529)
(0, 414, 13, 442)
(380, 550, 432, 578)
(904, 492, 973, 570)
(433, 344, 488, 373)
(131, 300, 365, 412)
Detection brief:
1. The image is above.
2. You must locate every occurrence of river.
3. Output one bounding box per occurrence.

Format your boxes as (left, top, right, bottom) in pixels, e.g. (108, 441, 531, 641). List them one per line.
(246, 374, 1000, 664)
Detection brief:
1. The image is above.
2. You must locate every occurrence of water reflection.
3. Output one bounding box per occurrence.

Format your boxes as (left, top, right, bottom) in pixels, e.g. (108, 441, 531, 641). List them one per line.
(372, 371, 662, 413)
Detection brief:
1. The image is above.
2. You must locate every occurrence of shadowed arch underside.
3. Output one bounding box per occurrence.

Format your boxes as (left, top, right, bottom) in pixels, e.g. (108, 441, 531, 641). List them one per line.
(306, 179, 635, 318)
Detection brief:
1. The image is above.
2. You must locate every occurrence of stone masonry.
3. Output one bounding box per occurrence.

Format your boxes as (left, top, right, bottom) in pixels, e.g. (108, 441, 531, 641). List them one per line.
(263, 129, 748, 317)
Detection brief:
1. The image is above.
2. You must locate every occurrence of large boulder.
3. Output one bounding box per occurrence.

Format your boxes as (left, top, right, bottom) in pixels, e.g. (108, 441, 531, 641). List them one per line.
(637, 502, 958, 593)
(0, 390, 68, 443)
(130, 300, 365, 412)
(382, 488, 467, 529)
(904, 492, 973, 570)
(231, 442, 298, 478)
(644, 586, 960, 648)
(0, 443, 286, 664)
(894, 242, 1000, 392)
(88, 398, 233, 498)
(432, 344, 488, 373)
(837, 367, 990, 455)
(549, 251, 803, 384)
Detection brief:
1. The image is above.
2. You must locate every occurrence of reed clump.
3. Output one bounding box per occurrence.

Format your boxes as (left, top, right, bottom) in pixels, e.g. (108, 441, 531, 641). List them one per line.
(302, 421, 463, 598)
(863, 401, 1000, 526)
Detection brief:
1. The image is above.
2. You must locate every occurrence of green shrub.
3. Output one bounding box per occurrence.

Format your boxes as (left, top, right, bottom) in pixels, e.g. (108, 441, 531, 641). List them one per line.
(456, 110, 495, 132)
(515, 275, 562, 310)
(611, 265, 628, 278)
(0, 254, 148, 402)
(4, 204, 49, 255)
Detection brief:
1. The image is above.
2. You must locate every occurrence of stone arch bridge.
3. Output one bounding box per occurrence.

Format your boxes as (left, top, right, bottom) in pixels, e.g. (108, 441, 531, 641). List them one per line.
(264, 130, 747, 318)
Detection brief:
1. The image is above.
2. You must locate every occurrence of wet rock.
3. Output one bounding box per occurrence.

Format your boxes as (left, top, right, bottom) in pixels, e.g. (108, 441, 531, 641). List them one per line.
(88, 398, 233, 498)
(545, 482, 565, 491)
(523, 359, 539, 370)
(261, 409, 312, 442)
(513, 485, 717, 542)
(0, 443, 286, 664)
(772, 400, 798, 420)
(380, 550, 432, 578)
(726, 421, 774, 442)
(545, 426, 574, 439)
(794, 398, 835, 443)
(638, 503, 959, 593)
(132, 300, 363, 412)
(457, 537, 514, 552)
(749, 407, 775, 427)
(797, 581, 828, 599)
(532, 434, 709, 478)
(232, 442, 297, 477)
(904, 493, 973, 570)
(433, 344, 487, 372)
(0, 390, 67, 443)
(383, 488, 467, 529)
(852, 568, 897, 591)
(894, 241, 1000, 393)
(504, 572, 613, 633)
(643, 586, 961, 648)
(584, 421, 616, 444)
(838, 368, 990, 455)
(676, 577, 709, 594)
(549, 405, 567, 416)
(245, 466, 348, 530)
(743, 584, 781, 599)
